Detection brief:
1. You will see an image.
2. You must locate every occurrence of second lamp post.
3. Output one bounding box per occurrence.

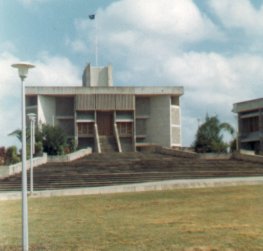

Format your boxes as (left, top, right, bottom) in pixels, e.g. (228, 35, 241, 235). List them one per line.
(28, 113, 36, 195)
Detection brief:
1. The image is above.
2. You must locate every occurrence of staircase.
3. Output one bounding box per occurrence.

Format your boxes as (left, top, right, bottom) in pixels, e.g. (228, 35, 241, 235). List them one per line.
(1, 152, 263, 192)
(99, 136, 118, 153)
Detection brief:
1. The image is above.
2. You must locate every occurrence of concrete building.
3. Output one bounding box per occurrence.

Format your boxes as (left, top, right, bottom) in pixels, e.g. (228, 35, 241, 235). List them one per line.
(233, 98, 263, 154)
(26, 64, 184, 152)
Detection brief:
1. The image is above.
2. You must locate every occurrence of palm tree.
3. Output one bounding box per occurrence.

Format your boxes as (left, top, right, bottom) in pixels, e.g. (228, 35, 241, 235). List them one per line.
(193, 115, 234, 153)
(8, 129, 30, 142)
(8, 129, 22, 142)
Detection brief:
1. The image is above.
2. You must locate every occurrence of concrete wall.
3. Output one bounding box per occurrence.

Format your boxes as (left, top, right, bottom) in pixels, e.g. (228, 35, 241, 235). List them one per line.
(92, 66, 113, 87)
(155, 146, 198, 158)
(233, 98, 263, 113)
(171, 105, 181, 146)
(26, 86, 184, 96)
(135, 97, 150, 116)
(48, 148, 92, 163)
(38, 95, 56, 125)
(56, 97, 74, 116)
(233, 152, 263, 164)
(0, 154, 48, 179)
(147, 96, 171, 147)
(82, 64, 113, 87)
(0, 149, 92, 178)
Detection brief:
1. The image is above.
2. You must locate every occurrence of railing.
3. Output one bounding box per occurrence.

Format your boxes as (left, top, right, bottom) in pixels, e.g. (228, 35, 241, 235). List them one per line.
(94, 123, 101, 153)
(239, 131, 261, 139)
(114, 123, 122, 153)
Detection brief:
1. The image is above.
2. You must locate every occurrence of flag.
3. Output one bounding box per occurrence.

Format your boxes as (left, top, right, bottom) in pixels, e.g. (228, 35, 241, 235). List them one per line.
(89, 14, 95, 20)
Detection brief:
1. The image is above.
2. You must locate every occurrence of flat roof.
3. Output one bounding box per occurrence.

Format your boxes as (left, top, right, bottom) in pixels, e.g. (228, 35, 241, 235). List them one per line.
(26, 86, 184, 96)
(233, 97, 263, 113)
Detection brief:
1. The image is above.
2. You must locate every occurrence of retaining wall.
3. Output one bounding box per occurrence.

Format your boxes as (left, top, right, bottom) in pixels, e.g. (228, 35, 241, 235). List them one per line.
(155, 146, 198, 158)
(47, 148, 92, 163)
(198, 153, 232, 160)
(0, 153, 48, 179)
(0, 148, 92, 179)
(232, 152, 263, 164)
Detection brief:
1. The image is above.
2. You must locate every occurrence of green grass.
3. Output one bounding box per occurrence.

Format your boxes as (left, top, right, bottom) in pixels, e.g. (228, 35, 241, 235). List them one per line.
(1, 185, 263, 250)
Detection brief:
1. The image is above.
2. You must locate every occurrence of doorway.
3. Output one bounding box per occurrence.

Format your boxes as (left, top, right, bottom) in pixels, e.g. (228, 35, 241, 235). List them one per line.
(97, 112, 113, 135)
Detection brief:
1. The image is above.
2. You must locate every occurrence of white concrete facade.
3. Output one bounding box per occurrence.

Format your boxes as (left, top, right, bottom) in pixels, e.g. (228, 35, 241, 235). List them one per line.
(26, 64, 184, 152)
(233, 98, 263, 154)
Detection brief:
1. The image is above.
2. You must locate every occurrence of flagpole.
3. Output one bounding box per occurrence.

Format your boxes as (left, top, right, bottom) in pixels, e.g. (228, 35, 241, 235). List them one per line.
(89, 14, 98, 66)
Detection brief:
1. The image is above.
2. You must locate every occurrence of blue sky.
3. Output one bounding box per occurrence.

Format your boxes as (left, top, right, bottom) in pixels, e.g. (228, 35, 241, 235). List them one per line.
(1, 0, 263, 148)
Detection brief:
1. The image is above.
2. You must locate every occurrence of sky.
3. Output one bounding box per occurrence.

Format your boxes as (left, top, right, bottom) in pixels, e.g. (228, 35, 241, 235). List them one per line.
(1, 0, 263, 148)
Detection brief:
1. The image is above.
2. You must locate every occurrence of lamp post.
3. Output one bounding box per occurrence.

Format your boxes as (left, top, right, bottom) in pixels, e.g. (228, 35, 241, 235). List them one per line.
(28, 113, 36, 195)
(12, 62, 35, 251)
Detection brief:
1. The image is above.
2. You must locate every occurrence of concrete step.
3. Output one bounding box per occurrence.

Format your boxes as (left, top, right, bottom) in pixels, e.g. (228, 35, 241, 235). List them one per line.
(99, 136, 118, 153)
(1, 152, 263, 191)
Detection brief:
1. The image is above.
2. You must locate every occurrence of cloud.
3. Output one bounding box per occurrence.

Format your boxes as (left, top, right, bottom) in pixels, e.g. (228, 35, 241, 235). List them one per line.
(18, 0, 50, 7)
(209, 0, 263, 35)
(101, 0, 223, 43)
(69, 0, 223, 60)
(65, 38, 88, 54)
(0, 51, 80, 148)
(30, 52, 81, 85)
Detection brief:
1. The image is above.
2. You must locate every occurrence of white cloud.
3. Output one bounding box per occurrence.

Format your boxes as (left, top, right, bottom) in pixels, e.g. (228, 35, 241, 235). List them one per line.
(67, 39, 88, 54)
(0, 51, 80, 148)
(30, 52, 81, 85)
(101, 0, 223, 43)
(209, 0, 263, 35)
(69, 0, 223, 58)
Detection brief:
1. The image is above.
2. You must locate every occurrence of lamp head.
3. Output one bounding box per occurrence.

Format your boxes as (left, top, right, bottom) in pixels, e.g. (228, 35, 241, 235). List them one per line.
(12, 62, 35, 80)
(27, 113, 36, 122)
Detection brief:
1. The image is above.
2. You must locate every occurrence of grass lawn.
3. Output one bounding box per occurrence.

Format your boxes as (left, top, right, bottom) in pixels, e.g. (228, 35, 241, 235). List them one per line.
(0, 185, 263, 251)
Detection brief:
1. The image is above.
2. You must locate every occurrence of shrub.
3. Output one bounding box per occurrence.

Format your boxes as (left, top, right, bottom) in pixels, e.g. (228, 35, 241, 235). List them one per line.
(0, 147, 5, 165)
(42, 125, 67, 155)
(5, 146, 20, 165)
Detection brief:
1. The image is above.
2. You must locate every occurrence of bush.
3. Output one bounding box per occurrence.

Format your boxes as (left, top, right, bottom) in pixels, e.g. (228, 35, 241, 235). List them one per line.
(67, 138, 77, 153)
(35, 141, 43, 156)
(0, 147, 5, 165)
(42, 125, 67, 156)
(5, 146, 20, 165)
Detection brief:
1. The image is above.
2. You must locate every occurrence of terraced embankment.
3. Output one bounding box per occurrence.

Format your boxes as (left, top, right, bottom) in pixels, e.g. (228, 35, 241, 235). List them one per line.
(0, 152, 263, 191)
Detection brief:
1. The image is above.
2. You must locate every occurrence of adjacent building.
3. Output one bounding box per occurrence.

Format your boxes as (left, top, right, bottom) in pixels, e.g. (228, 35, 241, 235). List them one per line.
(233, 98, 263, 154)
(26, 64, 184, 152)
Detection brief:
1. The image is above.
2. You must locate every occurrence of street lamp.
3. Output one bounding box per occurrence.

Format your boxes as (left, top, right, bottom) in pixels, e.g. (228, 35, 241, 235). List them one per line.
(12, 62, 35, 251)
(28, 113, 36, 195)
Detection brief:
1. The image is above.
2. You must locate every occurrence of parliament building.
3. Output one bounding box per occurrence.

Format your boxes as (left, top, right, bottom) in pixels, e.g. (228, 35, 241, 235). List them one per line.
(26, 64, 184, 152)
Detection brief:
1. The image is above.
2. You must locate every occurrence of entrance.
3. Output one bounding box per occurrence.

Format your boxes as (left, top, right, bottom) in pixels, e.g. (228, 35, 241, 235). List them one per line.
(97, 112, 113, 135)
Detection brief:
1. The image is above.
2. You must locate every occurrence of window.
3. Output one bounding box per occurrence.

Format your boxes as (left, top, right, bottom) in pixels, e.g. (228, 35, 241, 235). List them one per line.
(117, 122, 132, 136)
(242, 117, 259, 133)
(78, 123, 94, 136)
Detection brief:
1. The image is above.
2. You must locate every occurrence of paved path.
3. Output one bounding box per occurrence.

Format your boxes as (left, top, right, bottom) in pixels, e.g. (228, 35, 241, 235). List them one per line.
(1, 176, 263, 201)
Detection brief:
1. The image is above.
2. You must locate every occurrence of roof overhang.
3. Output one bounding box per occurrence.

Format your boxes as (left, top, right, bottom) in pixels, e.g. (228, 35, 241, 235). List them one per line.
(232, 97, 263, 113)
(26, 86, 184, 96)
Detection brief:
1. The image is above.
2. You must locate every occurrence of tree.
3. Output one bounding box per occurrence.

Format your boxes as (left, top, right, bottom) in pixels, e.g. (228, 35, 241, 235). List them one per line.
(41, 124, 67, 155)
(8, 129, 22, 142)
(193, 115, 234, 153)
(8, 129, 30, 142)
